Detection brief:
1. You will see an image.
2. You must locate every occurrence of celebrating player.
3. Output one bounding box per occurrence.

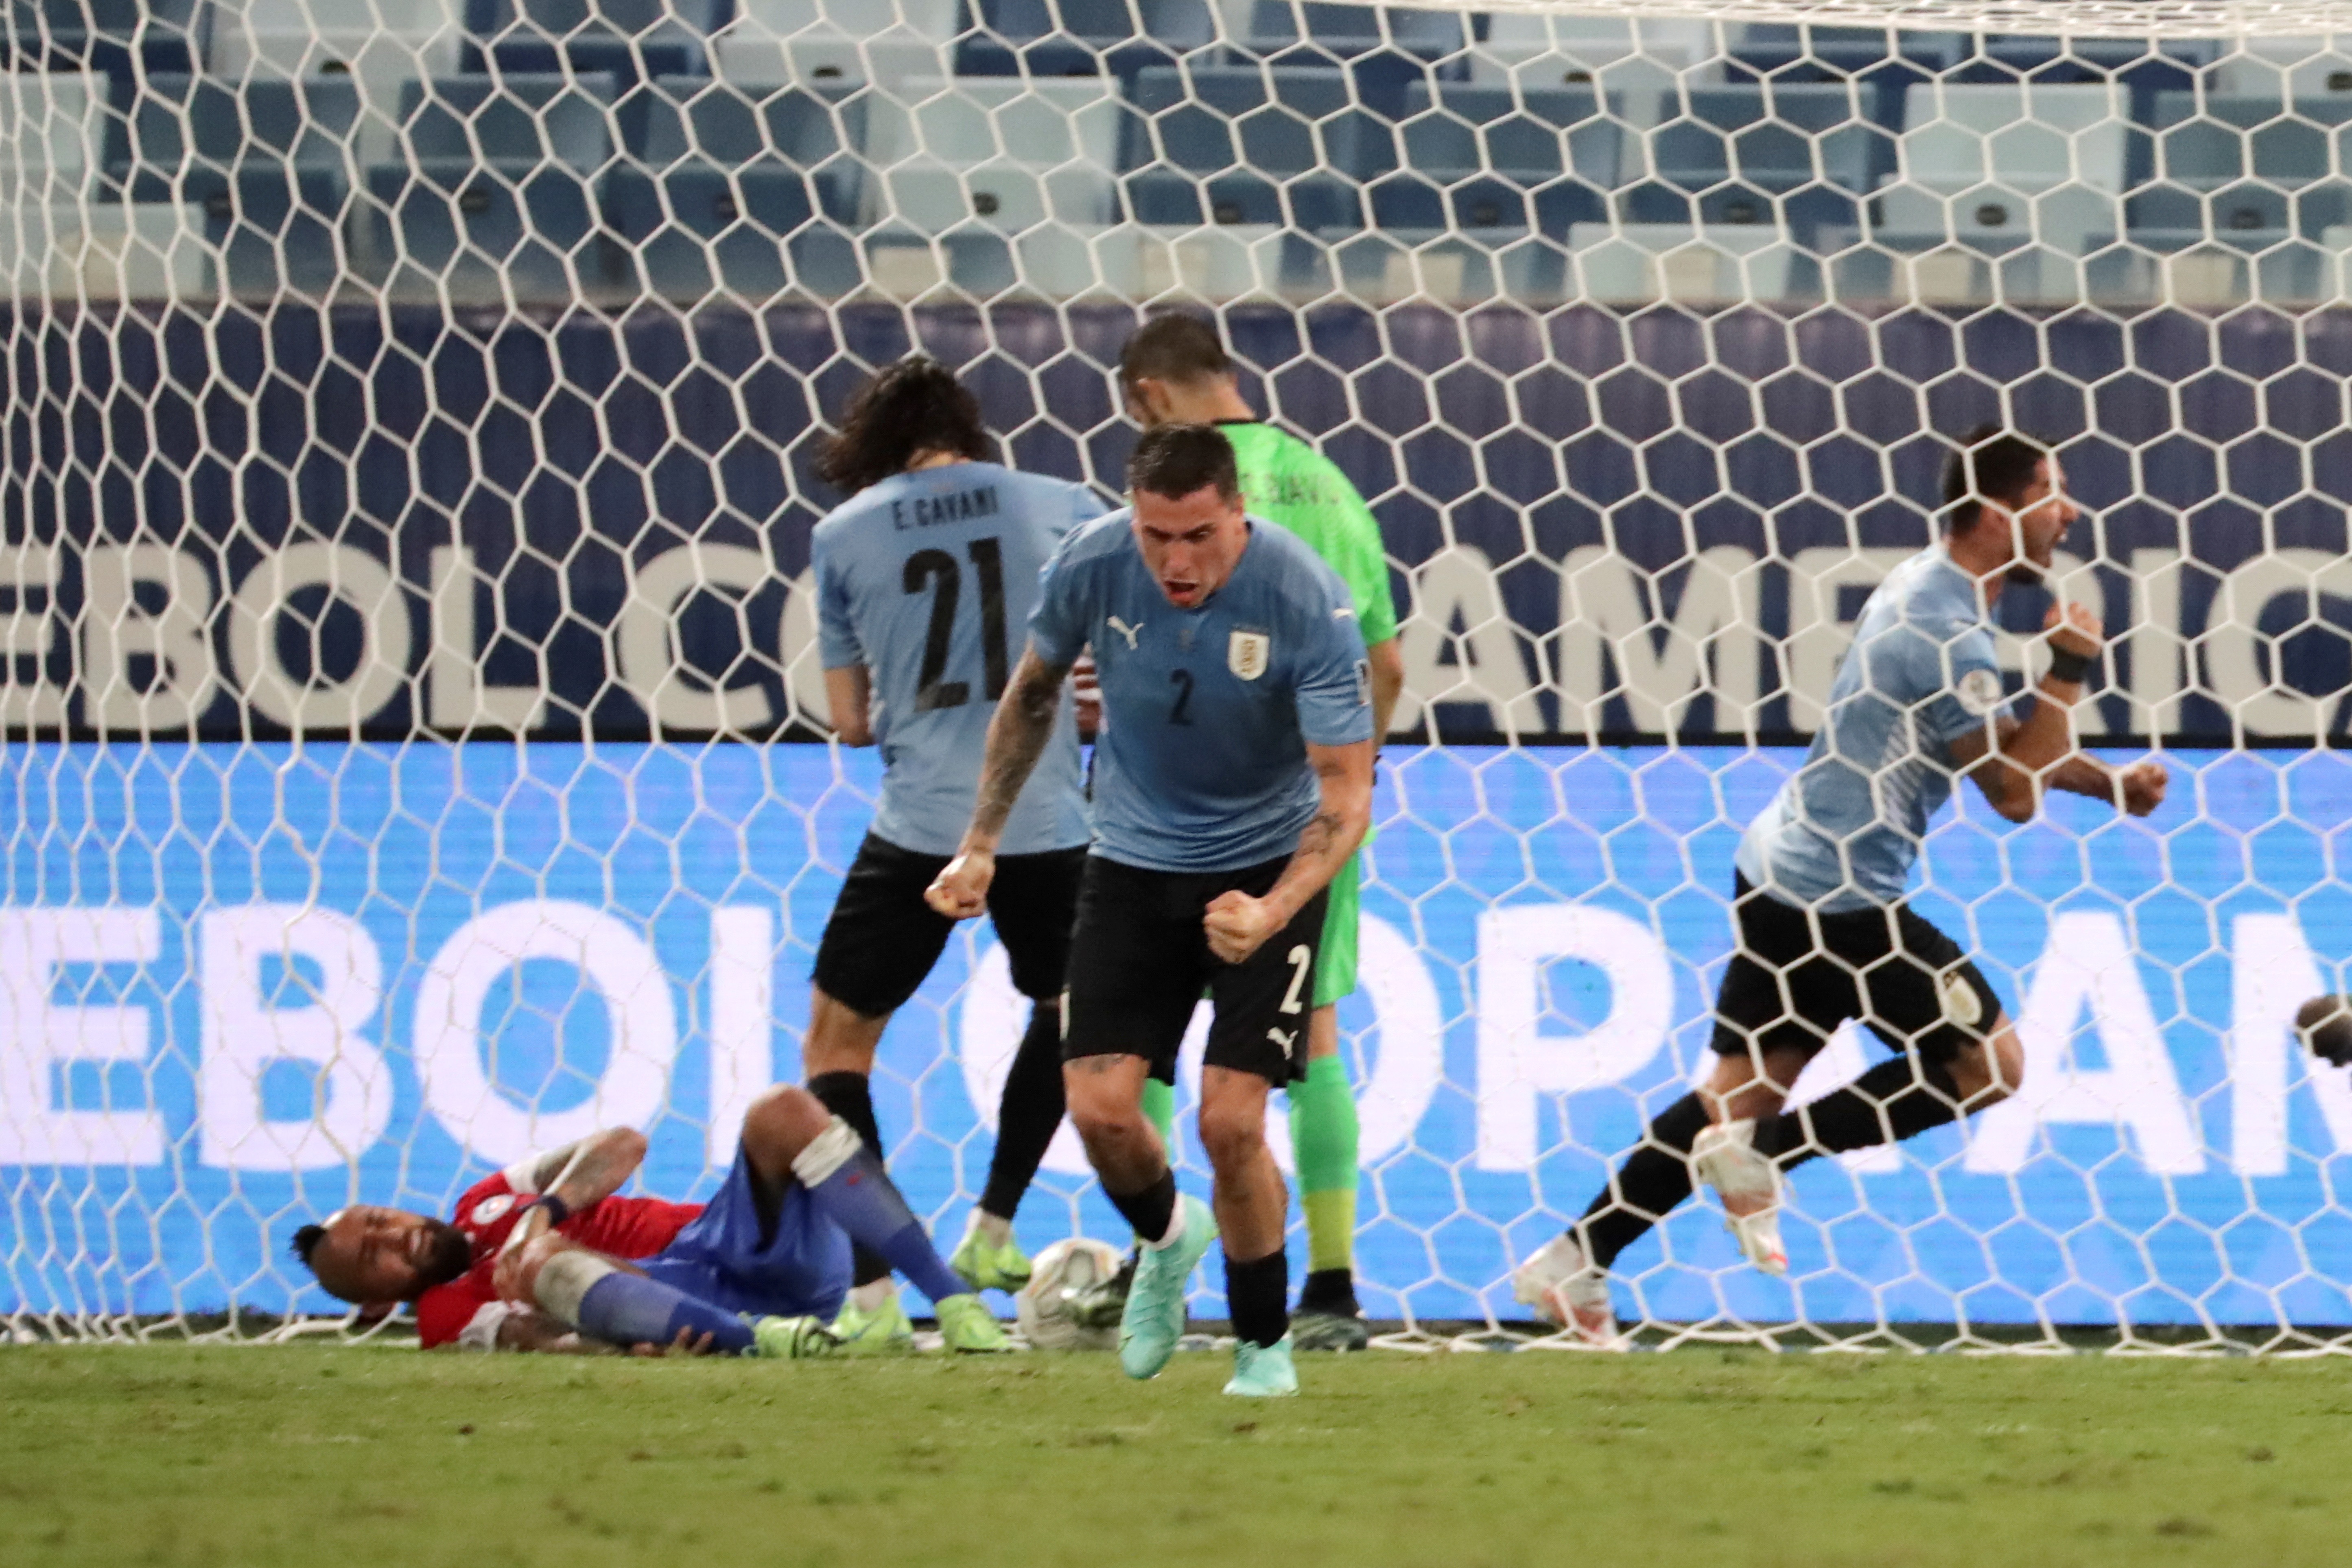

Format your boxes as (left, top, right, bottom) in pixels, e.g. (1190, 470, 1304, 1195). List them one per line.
(804, 355, 1104, 1351)
(293, 1083, 1008, 1353)
(1108, 313, 1402, 1352)
(1512, 427, 2168, 1345)
(927, 424, 1376, 1398)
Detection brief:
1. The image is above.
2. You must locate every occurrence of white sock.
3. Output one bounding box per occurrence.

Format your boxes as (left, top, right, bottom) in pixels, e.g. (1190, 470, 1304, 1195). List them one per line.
(969, 1210, 1014, 1247)
(849, 1278, 895, 1313)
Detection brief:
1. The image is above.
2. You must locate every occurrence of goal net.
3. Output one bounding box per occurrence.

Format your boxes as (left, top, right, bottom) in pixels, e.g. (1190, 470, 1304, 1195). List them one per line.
(6, 0, 2352, 1350)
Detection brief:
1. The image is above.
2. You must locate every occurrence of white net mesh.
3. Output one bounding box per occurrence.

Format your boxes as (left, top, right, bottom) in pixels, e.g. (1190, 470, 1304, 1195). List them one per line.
(6, 2, 2352, 1350)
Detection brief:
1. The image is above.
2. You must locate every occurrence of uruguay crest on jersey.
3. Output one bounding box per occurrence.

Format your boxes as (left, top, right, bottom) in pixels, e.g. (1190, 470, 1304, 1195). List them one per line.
(1228, 629, 1270, 680)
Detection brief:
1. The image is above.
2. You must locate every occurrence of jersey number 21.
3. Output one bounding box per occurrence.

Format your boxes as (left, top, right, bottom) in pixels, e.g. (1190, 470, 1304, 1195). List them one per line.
(902, 538, 1008, 713)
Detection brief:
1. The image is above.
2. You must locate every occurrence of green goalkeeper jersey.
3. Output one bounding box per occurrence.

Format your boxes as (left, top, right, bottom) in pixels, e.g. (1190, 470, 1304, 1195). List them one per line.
(1218, 420, 1398, 647)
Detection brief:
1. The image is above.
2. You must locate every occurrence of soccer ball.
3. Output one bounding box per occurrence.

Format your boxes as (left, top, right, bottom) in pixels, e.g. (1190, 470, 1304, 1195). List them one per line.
(1015, 1236, 1125, 1351)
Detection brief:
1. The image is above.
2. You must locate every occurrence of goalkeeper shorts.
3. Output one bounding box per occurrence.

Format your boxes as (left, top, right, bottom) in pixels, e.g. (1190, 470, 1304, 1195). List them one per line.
(1708, 872, 2004, 1067)
(813, 832, 1087, 1019)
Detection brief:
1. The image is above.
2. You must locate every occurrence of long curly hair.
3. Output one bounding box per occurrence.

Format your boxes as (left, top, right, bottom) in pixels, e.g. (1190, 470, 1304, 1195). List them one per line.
(816, 355, 994, 496)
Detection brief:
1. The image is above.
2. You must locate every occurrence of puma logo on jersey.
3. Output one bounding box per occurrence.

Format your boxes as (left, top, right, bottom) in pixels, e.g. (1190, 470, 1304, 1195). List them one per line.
(1333, 607, 1356, 622)
(1266, 1026, 1298, 1053)
(1107, 615, 1143, 649)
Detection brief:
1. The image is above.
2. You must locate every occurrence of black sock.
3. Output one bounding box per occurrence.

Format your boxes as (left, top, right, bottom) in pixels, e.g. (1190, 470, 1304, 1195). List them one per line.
(1104, 1166, 1178, 1245)
(1753, 1056, 1964, 1170)
(1225, 1247, 1290, 1349)
(1297, 1267, 1358, 1317)
(978, 1002, 1067, 1222)
(808, 1070, 893, 1287)
(1576, 1091, 1712, 1270)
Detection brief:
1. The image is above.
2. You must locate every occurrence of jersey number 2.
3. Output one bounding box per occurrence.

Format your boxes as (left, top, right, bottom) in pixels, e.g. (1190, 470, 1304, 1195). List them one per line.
(903, 538, 1008, 713)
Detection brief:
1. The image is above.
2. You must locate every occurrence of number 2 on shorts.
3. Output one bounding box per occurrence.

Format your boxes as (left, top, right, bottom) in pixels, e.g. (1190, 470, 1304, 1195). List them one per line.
(1280, 943, 1311, 1015)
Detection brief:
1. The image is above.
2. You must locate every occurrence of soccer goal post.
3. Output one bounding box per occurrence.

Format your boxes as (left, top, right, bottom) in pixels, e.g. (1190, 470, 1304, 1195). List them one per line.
(4, 3, 2352, 1350)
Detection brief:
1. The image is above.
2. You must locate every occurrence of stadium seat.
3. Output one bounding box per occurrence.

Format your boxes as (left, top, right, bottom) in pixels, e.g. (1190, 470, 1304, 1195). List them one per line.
(2133, 92, 2352, 240)
(1373, 79, 1621, 236)
(1621, 84, 1883, 247)
(2, 0, 210, 80)
(1568, 218, 1814, 302)
(606, 74, 862, 297)
(1235, 2, 1469, 106)
(365, 72, 621, 299)
(0, 68, 100, 205)
(1125, 63, 1394, 183)
(952, 0, 1215, 93)
(1869, 81, 2127, 256)
(713, 0, 958, 91)
(859, 77, 1120, 232)
(460, 0, 731, 85)
(96, 72, 362, 296)
(1123, 166, 1360, 231)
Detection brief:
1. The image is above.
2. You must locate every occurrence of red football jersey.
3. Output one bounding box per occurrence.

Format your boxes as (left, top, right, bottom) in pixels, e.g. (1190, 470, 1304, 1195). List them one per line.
(414, 1164, 702, 1349)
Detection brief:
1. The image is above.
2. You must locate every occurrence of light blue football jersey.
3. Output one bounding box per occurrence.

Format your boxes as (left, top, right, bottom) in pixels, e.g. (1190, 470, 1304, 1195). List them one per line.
(813, 461, 1104, 857)
(1736, 544, 2012, 912)
(1028, 512, 1373, 874)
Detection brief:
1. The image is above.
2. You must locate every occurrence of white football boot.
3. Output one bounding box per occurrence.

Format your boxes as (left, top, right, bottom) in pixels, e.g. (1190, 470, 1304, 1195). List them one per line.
(1691, 1118, 1789, 1276)
(1510, 1233, 1622, 1349)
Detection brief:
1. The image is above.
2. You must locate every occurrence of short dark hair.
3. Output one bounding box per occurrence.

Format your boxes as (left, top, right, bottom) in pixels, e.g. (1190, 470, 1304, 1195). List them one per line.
(816, 354, 993, 496)
(291, 1223, 327, 1269)
(1128, 423, 1241, 505)
(1119, 312, 1233, 392)
(1942, 426, 2050, 533)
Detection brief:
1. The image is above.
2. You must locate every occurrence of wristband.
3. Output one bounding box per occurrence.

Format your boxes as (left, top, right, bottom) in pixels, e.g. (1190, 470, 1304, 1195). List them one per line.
(2046, 649, 2092, 685)
(522, 1195, 570, 1227)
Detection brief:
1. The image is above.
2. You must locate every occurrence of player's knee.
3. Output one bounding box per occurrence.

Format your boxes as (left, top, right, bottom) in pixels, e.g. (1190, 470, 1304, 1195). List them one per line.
(740, 1085, 832, 1171)
(1196, 1098, 1267, 1172)
(1063, 1071, 1137, 1143)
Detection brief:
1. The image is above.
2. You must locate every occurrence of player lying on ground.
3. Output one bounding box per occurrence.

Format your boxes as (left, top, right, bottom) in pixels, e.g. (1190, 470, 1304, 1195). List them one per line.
(1514, 426, 2168, 1346)
(928, 424, 1376, 1398)
(293, 1084, 1006, 1353)
(805, 354, 1105, 1350)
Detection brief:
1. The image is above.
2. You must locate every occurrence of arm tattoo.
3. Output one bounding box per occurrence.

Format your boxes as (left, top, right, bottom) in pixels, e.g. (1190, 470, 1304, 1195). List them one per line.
(971, 651, 1070, 841)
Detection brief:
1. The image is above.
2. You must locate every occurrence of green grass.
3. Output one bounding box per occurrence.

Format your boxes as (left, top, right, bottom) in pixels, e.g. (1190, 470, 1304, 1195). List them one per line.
(5, 1343, 2349, 1568)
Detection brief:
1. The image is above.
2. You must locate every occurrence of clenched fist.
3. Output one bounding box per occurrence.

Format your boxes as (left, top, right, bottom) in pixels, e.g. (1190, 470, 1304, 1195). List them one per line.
(925, 849, 995, 919)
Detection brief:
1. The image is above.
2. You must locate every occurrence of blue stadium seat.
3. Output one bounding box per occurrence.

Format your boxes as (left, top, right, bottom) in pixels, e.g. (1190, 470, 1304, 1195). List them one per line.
(1622, 85, 1882, 246)
(607, 74, 863, 297)
(98, 72, 361, 295)
(462, 0, 732, 83)
(1371, 83, 1618, 235)
(2133, 92, 2352, 240)
(365, 72, 622, 297)
(1123, 166, 1361, 230)
(953, 0, 1213, 92)
(1236, 2, 1468, 105)
(3, 0, 210, 79)
(1125, 64, 1394, 181)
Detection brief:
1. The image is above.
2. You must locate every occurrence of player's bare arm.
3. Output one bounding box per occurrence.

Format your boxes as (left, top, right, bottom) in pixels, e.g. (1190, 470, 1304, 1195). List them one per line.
(925, 642, 1072, 918)
(824, 664, 873, 746)
(498, 1125, 649, 1272)
(1204, 737, 1374, 965)
(1951, 601, 2102, 822)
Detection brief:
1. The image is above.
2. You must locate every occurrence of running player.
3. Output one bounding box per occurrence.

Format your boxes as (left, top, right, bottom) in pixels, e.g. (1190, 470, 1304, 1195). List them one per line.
(293, 1084, 1005, 1353)
(1511, 427, 2168, 1344)
(927, 423, 1375, 1397)
(804, 355, 1102, 1351)
(1115, 312, 1403, 1351)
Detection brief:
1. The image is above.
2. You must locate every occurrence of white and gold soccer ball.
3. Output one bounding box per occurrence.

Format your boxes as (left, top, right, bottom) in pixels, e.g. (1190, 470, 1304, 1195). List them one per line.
(1015, 1236, 1125, 1351)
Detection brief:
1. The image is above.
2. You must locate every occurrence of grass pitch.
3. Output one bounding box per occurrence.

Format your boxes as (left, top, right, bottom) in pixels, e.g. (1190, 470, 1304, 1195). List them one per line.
(5, 1342, 2348, 1568)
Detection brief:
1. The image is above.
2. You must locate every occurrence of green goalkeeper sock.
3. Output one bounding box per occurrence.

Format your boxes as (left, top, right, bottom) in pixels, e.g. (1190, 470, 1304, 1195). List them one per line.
(1288, 1053, 1359, 1280)
(1141, 1076, 1176, 1160)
